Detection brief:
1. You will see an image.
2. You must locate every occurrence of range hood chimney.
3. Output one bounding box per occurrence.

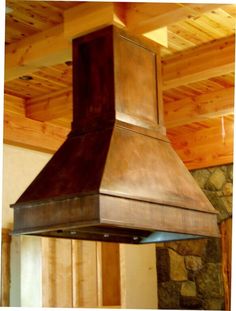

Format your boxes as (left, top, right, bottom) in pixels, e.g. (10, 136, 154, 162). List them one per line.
(11, 26, 220, 244)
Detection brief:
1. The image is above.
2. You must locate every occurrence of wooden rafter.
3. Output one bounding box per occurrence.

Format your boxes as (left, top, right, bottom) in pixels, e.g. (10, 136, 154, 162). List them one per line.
(162, 34, 235, 90)
(167, 117, 234, 170)
(25, 88, 72, 122)
(4, 107, 233, 170)
(4, 110, 69, 153)
(165, 87, 235, 128)
(4, 93, 25, 116)
(24, 85, 235, 127)
(124, 3, 227, 34)
(5, 24, 71, 82)
(5, 2, 168, 81)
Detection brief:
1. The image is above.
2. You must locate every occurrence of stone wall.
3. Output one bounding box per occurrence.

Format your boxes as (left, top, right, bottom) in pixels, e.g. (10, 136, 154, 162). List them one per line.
(156, 239, 224, 310)
(156, 164, 233, 310)
(191, 165, 233, 222)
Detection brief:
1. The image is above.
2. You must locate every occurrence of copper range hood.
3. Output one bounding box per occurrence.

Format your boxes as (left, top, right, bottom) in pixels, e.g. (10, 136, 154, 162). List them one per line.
(11, 26, 220, 244)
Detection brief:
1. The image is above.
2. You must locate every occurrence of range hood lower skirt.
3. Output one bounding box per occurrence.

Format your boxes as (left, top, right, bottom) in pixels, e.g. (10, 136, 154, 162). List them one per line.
(13, 194, 219, 244)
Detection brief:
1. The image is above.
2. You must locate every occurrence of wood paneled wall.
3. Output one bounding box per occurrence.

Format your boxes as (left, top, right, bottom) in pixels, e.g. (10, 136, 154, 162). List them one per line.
(221, 218, 232, 311)
(16, 237, 157, 308)
(0, 229, 11, 306)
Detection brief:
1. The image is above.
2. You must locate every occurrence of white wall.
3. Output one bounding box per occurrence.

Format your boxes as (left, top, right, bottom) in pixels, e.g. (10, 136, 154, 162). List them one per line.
(2, 144, 52, 229)
(120, 244, 158, 308)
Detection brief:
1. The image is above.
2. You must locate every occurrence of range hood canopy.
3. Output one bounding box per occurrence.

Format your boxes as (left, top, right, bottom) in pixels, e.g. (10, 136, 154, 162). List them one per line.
(11, 26, 220, 244)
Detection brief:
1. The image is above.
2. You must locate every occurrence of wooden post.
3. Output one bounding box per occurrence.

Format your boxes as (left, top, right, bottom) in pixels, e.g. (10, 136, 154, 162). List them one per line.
(101, 242, 121, 307)
(1, 228, 12, 306)
(42, 238, 73, 307)
(71, 240, 98, 308)
(221, 218, 232, 311)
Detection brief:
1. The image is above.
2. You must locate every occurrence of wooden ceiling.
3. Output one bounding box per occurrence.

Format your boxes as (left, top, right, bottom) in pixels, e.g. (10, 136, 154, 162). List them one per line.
(4, 1, 235, 170)
(5, 1, 78, 44)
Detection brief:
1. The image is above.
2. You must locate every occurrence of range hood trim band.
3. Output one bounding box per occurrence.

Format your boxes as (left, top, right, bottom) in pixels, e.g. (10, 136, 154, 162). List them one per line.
(13, 193, 219, 238)
(11, 192, 218, 215)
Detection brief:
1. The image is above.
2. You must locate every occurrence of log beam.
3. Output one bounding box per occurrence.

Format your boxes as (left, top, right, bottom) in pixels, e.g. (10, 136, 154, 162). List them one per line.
(4, 110, 69, 153)
(5, 2, 168, 82)
(165, 87, 235, 128)
(167, 117, 234, 170)
(5, 24, 71, 82)
(25, 87, 72, 122)
(63, 2, 114, 39)
(24, 85, 234, 127)
(5, 3, 114, 82)
(125, 3, 227, 34)
(162, 35, 235, 90)
(4, 107, 233, 170)
(4, 93, 25, 116)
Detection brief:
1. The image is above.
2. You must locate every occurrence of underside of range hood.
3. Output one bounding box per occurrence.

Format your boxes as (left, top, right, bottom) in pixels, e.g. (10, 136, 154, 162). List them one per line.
(11, 26, 220, 244)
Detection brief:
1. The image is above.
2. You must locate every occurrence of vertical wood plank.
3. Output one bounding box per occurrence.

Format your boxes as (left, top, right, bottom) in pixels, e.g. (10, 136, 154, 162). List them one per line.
(156, 47, 165, 130)
(72, 240, 98, 307)
(96, 242, 103, 307)
(0, 229, 11, 306)
(9, 236, 21, 306)
(221, 218, 232, 311)
(101, 242, 121, 306)
(42, 238, 72, 307)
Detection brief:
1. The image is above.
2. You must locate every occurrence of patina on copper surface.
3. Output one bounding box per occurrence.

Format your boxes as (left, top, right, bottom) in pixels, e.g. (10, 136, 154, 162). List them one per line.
(11, 26, 220, 244)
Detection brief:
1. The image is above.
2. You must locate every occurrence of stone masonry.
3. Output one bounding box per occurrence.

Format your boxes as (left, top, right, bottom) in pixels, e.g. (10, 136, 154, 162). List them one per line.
(191, 164, 233, 222)
(156, 164, 233, 310)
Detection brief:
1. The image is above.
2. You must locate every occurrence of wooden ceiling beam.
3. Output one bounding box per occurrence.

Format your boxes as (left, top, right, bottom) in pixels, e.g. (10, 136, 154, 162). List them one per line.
(24, 85, 235, 127)
(5, 2, 168, 82)
(25, 88, 73, 122)
(4, 110, 69, 154)
(63, 2, 114, 38)
(124, 3, 228, 34)
(5, 3, 114, 82)
(165, 87, 235, 128)
(167, 118, 234, 170)
(4, 107, 233, 170)
(163, 34, 235, 90)
(4, 93, 26, 116)
(5, 24, 71, 82)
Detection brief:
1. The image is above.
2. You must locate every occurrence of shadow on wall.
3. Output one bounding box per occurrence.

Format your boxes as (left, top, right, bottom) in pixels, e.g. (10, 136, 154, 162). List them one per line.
(156, 164, 233, 310)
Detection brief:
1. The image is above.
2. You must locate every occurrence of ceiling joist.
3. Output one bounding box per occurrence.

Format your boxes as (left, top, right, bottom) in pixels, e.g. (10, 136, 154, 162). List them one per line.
(162, 34, 235, 90)
(5, 2, 169, 82)
(124, 3, 228, 34)
(26, 90, 72, 122)
(24, 85, 235, 128)
(4, 106, 233, 171)
(168, 118, 234, 170)
(165, 87, 235, 128)
(4, 110, 69, 154)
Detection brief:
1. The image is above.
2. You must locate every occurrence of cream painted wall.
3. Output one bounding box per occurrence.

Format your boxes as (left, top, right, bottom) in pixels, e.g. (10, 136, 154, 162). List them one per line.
(2, 144, 52, 229)
(120, 244, 158, 308)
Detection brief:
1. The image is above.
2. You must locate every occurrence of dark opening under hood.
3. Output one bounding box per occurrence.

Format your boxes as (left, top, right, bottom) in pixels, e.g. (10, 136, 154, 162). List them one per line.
(11, 26, 220, 244)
